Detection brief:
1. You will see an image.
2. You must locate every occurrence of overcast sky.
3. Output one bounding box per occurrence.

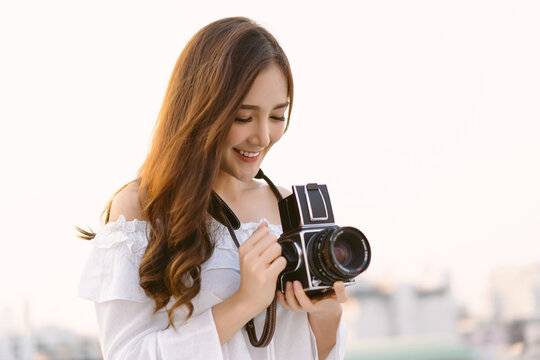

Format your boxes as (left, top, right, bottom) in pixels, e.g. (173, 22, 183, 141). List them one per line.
(1, 0, 539, 335)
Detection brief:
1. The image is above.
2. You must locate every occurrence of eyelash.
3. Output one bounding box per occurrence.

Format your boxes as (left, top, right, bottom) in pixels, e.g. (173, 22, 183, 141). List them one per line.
(234, 116, 286, 123)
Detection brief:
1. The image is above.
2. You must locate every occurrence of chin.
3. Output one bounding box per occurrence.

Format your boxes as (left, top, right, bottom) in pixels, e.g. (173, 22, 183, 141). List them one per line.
(237, 168, 260, 182)
(219, 165, 257, 183)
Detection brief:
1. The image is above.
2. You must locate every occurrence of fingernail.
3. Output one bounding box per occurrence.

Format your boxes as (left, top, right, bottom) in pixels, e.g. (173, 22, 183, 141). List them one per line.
(286, 282, 291, 290)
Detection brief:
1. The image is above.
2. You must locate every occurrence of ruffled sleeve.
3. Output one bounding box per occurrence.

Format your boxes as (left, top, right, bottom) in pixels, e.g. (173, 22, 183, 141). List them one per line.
(78, 215, 150, 302)
(78, 216, 223, 360)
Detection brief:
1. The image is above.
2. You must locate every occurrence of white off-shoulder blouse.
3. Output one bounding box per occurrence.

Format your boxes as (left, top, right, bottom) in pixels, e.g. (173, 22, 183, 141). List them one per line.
(79, 215, 347, 359)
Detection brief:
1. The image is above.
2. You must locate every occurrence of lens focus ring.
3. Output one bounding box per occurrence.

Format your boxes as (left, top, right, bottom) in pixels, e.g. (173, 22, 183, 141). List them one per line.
(309, 226, 371, 284)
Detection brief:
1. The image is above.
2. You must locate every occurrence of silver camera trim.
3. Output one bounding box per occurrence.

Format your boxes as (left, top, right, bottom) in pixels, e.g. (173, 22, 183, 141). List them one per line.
(293, 185, 331, 226)
(304, 280, 356, 294)
(304, 186, 329, 222)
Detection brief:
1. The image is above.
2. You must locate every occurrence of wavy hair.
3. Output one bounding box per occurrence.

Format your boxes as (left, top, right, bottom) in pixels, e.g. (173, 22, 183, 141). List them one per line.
(77, 17, 294, 327)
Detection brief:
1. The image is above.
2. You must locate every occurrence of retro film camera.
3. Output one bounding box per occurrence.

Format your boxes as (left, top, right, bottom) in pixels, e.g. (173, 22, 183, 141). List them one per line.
(277, 184, 371, 297)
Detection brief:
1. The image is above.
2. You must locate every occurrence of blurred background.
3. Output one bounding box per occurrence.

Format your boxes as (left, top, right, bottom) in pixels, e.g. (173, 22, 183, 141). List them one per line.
(1, 0, 539, 359)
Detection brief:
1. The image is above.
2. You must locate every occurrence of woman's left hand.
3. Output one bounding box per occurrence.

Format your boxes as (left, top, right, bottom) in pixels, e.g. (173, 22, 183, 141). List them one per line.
(276, 280, 347, 319)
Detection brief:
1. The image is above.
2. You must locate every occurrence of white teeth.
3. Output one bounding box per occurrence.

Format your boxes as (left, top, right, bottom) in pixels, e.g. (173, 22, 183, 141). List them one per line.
(236, 149, 260, 158)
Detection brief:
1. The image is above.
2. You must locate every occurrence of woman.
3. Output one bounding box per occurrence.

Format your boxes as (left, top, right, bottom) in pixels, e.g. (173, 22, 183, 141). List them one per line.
(78, 17, 347, 359)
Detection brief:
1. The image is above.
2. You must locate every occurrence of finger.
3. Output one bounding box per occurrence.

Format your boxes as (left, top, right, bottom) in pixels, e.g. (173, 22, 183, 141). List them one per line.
(334, 281, 347, 303)
(260, 242, 282, 265)
(310, 288, 336, 302)
(292, 280, 315, 311)
(276, 290, 289, 309)
(284, 281, 302, 311)
(239, 222, 269, 251)
(251, 232, 278, 257)
(267, 255, 287, 277)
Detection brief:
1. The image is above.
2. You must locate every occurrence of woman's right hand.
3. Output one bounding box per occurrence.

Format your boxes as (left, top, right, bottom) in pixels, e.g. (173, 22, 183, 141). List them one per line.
(212, 222, 287, 344)
(235, 222, 287, 315)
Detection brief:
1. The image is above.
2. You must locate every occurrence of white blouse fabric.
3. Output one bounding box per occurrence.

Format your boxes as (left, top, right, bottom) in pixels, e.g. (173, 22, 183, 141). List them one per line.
(79, 215, 347, 360)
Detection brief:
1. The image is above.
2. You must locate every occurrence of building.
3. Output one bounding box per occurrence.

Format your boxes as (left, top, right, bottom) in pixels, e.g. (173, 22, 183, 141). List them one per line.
(347, 278, 458, 338)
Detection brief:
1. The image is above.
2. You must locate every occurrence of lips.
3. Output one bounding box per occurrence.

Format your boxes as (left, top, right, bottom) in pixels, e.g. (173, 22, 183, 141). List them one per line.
(233, 148, 262, 162)
(233, 148, 260, 157)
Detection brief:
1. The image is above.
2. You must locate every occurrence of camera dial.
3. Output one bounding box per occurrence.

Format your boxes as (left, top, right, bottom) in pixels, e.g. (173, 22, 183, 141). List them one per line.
(280, 240, 302, 272)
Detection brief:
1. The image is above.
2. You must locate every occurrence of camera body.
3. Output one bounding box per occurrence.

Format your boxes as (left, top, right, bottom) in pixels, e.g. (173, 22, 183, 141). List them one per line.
(277, 183, 371, 297)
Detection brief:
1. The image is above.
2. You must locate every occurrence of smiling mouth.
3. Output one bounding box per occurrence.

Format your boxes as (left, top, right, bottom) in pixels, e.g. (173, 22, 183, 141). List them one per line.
(233, 148, 261, 158)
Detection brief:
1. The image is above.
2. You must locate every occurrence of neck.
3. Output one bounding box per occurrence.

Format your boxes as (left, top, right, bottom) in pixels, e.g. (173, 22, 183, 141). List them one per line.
(212, 170, 258, 202)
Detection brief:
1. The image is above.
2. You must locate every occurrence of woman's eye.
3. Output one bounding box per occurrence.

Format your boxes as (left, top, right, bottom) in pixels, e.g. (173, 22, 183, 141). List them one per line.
(234, 117, 252, 123)
(235, 115, 286, 122)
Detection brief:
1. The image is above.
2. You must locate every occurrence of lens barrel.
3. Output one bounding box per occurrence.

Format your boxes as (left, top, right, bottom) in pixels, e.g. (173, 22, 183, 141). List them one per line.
(309, 226, 371, 283)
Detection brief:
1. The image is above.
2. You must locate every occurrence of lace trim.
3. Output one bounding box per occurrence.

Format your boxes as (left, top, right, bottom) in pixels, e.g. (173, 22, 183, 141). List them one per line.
(98, 214, 150, 235)
(99, 214, 281, 232)
(89, 215, 282, 256)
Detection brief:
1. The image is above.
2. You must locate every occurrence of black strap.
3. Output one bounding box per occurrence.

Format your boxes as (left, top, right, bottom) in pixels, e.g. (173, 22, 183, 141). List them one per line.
(209, 190, 241, 231)
(208, 169, 282, 347)
(255, 168, 284, 202)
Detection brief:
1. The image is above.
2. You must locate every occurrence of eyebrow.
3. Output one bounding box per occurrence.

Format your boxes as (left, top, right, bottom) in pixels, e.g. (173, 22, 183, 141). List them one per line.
(239, 102, 289, 110)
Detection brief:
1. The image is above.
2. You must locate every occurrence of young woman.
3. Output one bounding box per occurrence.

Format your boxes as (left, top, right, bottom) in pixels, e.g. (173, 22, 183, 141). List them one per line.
(78, 17, 347, 359)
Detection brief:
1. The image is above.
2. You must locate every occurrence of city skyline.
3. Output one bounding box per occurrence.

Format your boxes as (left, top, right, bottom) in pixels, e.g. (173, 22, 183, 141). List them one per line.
(3, 266, 540, 359)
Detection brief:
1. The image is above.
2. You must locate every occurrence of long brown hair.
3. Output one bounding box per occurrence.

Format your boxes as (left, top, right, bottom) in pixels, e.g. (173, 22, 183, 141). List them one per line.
(77, 17, 294, 326)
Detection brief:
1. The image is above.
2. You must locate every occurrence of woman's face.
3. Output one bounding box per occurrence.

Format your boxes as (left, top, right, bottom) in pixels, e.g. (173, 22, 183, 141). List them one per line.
(220, 62, 289, 182)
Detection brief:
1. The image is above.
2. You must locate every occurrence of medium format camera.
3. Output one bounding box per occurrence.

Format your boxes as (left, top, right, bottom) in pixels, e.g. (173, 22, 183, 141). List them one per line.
(277, 183, 371, 297)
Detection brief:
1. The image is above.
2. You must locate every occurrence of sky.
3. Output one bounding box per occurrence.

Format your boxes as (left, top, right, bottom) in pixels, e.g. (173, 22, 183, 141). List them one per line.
(0, 0, 539, 335)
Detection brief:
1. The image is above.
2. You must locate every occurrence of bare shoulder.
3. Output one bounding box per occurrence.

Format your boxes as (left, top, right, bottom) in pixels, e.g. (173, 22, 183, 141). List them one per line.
(108, 181, 144, 223)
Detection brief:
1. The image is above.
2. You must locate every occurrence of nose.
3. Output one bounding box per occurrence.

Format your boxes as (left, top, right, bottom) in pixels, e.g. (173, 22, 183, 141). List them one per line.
(249, 118, 271, 148)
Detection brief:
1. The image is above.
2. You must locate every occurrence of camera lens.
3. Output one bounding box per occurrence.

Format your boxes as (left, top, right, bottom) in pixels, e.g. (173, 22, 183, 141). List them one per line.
(334, 238, 353, 266)
(309, 226, 371, 283)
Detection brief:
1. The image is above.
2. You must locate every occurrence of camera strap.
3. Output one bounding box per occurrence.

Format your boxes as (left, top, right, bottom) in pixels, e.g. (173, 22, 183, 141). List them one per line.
(209, 168, 283, 347)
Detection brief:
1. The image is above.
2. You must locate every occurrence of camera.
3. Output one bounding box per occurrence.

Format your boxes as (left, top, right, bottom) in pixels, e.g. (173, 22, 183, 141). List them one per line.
(277, 183, 371, 297)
